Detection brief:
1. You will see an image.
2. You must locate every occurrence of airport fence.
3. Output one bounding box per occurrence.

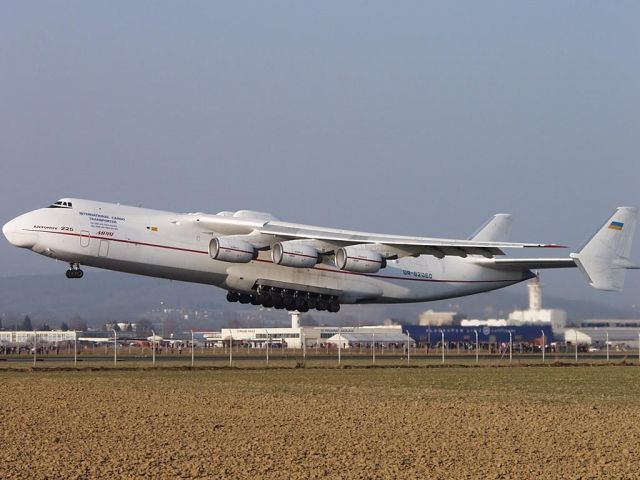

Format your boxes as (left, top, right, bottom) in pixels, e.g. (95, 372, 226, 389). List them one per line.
(1, 337, 639, 369)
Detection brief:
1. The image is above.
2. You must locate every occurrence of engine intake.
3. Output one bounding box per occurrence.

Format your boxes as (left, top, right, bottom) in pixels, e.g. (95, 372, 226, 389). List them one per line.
(272, 242, 319, 268)
(335, 247, 386, 273)
(209, 237, 257, 263)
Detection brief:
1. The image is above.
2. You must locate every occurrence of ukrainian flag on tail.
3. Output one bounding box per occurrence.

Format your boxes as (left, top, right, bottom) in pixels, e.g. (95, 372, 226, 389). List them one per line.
(609, 221, 624, 231)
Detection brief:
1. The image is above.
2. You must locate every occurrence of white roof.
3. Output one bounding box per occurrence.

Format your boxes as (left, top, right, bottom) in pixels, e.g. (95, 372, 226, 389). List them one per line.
(327, 332, 415, 343)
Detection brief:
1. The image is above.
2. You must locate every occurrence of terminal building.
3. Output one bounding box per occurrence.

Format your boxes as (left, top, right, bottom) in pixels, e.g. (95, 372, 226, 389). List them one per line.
(0, 330, 76, 345)
(203, 312, 409, 348)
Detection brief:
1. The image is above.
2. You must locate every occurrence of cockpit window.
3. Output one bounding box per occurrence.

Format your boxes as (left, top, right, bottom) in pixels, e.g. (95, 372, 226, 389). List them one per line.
(48, 200, 73, 209)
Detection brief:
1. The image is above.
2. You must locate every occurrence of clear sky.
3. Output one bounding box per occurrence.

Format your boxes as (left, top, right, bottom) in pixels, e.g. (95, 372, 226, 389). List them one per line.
(1, 1, 638, 309)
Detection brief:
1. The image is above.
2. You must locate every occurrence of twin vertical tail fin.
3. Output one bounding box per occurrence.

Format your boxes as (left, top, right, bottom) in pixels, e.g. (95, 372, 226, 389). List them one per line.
(570, 207, 639, 291)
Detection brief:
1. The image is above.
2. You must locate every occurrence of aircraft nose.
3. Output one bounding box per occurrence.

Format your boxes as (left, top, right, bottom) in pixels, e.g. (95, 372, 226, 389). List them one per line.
(2, 217, 38, 248)
(2, 219, 16, 241)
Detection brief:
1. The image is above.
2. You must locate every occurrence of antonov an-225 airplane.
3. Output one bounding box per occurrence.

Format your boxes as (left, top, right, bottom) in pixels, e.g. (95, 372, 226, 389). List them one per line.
(2, 199, 638, 313)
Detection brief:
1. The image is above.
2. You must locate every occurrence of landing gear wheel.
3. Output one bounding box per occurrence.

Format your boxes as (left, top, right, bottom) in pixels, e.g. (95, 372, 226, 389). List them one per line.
(294, 296, 307, 311)
(273, 297, 285, 309)
(66, 264, 84, 279)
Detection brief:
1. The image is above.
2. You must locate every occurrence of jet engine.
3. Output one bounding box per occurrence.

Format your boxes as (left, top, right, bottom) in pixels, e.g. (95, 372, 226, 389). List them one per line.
(335, 247, 386, 273)
(209, 237, 257, 263)
(271, 242, 319, 268)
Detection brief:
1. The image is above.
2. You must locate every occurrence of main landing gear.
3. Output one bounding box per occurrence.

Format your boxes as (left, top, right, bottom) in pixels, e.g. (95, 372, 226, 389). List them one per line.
(226, 287, 340, 313)
(65, 263, 84, 279)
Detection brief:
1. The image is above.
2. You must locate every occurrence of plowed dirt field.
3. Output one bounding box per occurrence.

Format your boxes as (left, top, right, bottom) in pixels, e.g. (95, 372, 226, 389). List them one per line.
(1, 366, 639, 479)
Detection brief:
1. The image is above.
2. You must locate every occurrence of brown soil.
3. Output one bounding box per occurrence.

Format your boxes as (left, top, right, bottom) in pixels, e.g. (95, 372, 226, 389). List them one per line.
(1, 367, 639, 479)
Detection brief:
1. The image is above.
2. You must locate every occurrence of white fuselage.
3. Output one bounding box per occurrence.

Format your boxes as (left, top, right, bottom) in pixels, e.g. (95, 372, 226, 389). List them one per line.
(2, 199, 533, 305)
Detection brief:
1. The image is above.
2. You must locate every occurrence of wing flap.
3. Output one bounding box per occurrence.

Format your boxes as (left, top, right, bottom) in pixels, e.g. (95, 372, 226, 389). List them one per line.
(475, 258, 577, 271)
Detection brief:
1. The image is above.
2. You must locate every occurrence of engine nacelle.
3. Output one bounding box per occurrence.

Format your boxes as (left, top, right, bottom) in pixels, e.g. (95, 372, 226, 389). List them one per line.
(335, 247, 386, 273)
(209, 237, 257, 263)
(272, 242, 319, 268)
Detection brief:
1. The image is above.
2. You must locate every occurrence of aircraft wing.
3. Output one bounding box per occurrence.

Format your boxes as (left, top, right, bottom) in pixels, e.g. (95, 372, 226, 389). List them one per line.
(191, 214, 564, 259)
(258, 221, 564, 258)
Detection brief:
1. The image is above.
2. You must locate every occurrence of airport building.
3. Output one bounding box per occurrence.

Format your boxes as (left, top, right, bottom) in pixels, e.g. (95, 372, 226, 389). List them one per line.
(326, 331, 415, 349)
(459, 276, 567, 330)
(418, 310, 462, 326)
(506, 277, 567, 329)
(0, 330, 76, 345)
(209, 325, 407, 349)
(563, 328, 640, 349)
(455, 277, 638, 348)
(402, 324, 554, 345)
(203, 312, 407, 348)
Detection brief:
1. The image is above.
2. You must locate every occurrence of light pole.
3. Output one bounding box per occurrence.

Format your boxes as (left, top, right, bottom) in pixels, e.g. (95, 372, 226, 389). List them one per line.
(509, 331, 512, 363)
(575, 330, 578, 362)
(337, 327, 342, 366)
(191, 330, 194, 367)
(33, 330, 37, 367)
(151, 330, 156, 367)
(407, 330, 411, 365)
(112, 329, 117, 365)
(74, 331, 77, 368)
(151, 329, 156, 366)
(605, 330, 609, 362)
(229, 331, 233, 366)
(372, 332, 375, 365)
(638, 330, 640, 364)
(541, 329, 545, 363)
(474, 330, 478, 364)
(302, 331, 306, 363)
(266, 330, 269, 365)
(440, 330, 445, 364)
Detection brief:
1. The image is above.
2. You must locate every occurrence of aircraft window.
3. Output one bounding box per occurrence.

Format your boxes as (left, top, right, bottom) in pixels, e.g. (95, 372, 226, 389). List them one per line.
(47, 200, 72, 208)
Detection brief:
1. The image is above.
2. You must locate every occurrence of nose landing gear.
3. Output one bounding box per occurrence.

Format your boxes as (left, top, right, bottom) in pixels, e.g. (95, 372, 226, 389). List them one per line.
(66, 263, 84, 279)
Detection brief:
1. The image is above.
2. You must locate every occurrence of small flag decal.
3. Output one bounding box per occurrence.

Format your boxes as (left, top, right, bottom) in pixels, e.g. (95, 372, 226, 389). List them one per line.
(608, 221, 624, 231)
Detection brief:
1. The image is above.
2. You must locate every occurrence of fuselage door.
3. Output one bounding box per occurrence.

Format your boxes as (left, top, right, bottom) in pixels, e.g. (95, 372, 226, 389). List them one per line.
(98, 240, 110, 257)
(80, 231, 90, 248)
